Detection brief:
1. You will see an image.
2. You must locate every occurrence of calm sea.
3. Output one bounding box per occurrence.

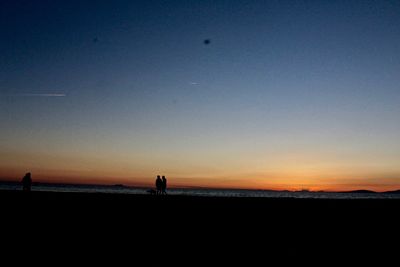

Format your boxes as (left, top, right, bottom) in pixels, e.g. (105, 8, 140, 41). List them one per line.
(1, 182, 400, 199)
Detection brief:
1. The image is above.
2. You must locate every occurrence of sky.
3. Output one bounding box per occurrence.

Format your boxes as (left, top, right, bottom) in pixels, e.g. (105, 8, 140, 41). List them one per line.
(1, 0, 400, 191)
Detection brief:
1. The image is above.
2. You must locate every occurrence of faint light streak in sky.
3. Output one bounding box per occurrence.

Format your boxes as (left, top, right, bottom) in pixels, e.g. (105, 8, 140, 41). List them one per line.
(10, 93, 67, 97)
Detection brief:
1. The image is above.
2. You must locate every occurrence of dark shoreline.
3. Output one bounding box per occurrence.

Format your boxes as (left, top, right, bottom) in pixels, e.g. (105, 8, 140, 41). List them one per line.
(3, 189, 398, 239)
(2, 189, 398, 257)
(2, 189, 399, 216)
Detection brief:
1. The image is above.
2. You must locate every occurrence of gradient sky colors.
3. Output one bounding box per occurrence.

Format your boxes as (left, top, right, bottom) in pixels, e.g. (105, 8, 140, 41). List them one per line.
(1, 0, 400, 191)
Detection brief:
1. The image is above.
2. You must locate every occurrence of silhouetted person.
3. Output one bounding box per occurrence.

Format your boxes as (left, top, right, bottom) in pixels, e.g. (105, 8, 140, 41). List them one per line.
(22, 172, 32, 192)
(161, 176, 167, 195)
(156, 175, 162, 195)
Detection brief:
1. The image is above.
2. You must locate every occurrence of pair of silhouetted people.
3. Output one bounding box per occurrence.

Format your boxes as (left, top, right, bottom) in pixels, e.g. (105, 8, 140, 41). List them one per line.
(155, 175, 167, 195)
(22, 172, 32, 191)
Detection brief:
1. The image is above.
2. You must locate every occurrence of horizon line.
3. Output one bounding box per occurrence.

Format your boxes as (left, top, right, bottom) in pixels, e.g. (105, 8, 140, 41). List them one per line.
(0, 179, 399, 193)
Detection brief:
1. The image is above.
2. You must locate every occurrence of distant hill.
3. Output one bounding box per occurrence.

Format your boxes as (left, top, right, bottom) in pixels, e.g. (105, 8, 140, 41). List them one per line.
(346, 189, 400, 194)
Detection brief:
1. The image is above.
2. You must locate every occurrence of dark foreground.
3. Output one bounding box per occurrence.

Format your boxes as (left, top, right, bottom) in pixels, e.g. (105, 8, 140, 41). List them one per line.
(2, 190, 399, 259)
(3, 189, 399, 228)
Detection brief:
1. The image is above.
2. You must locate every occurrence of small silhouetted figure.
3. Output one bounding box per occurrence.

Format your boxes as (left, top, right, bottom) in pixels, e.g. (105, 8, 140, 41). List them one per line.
(204, 39, 211, 45)
(22, 172, 32, 192)
(156, 175, 162, 195)
(161, 176, 167, 195)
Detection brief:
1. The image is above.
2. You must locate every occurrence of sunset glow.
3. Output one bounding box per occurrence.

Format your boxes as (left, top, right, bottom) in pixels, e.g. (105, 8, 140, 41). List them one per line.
(1, 1, 400, 192)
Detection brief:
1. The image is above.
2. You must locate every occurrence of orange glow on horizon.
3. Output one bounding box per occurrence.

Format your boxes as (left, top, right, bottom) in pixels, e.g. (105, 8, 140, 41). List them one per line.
(1, 169, 399, 192)
(1, 151, 399, 192)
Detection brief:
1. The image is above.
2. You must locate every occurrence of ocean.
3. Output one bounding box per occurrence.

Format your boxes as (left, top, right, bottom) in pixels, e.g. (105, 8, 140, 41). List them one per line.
(1, 182, 400, 199)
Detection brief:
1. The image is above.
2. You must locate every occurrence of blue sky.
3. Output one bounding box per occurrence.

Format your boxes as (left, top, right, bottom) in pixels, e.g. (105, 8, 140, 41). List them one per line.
(1, 0, 400, 190)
